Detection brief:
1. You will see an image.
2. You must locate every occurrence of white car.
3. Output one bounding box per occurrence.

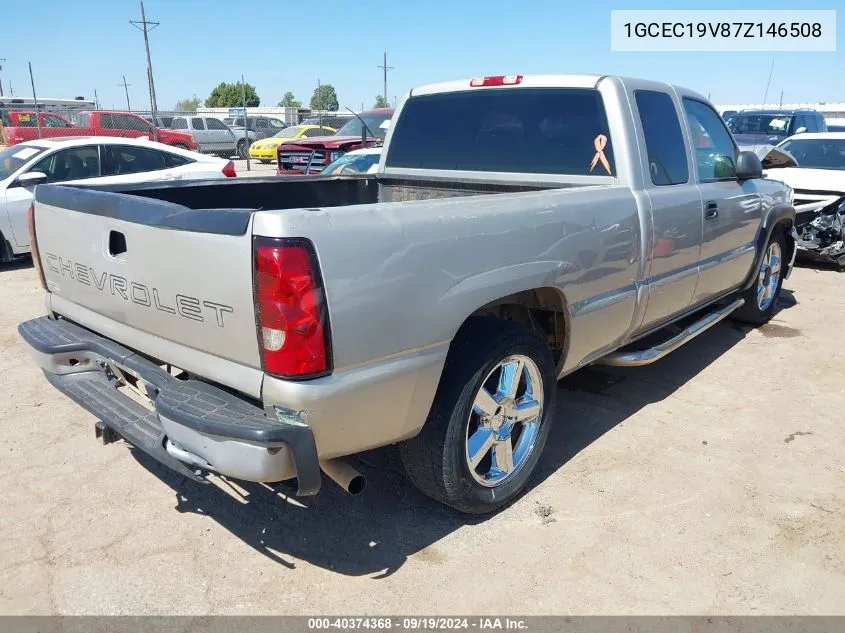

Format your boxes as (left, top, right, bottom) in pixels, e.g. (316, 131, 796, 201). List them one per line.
(321, 147, 382, 176)
(763, 133, 845, 264)
(0, 136, 236, 261)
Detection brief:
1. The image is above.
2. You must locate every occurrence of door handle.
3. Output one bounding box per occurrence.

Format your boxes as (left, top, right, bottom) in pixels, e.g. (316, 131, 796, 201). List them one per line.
(705, 202, 719, 220)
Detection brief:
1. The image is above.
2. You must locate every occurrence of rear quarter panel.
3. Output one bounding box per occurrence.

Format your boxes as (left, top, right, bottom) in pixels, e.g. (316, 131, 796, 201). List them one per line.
(252, 184, 642, 376)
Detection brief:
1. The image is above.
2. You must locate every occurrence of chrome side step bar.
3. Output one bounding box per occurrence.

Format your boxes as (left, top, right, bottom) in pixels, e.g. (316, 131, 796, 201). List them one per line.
(598, 298, 745, 367)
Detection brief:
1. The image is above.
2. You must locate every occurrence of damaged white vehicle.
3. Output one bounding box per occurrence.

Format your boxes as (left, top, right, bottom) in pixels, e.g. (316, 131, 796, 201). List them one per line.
(754, 133, 845, 266)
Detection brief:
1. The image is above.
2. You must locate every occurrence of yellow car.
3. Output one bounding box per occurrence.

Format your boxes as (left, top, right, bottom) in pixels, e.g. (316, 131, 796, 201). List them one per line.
(248, 125, 336, 162)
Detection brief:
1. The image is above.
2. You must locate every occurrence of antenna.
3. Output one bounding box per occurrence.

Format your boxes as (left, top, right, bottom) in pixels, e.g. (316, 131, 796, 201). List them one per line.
(130, 1, 160, 133)
(118, 75, 132, 111)
(0, 58, 6, 97)
(377, 52, 395, 104)
(762, 57, 775, 106)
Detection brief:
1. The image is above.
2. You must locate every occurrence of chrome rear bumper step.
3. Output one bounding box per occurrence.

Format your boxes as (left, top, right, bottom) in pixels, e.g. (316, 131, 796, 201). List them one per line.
(598, 298, 745, 367)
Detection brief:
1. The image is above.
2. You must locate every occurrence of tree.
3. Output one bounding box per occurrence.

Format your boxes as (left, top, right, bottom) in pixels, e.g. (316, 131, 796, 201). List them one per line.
(310, 84, 339, 111)
(373, 95, 389, 108)
(204, 82, 260, 108)
(278, 91, 301, 108)
(174, 96, 202, 112)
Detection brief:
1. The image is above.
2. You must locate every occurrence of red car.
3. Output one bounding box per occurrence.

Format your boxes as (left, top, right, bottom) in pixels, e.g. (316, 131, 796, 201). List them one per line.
(276, 108, 393, 175)
(1, 109, 198, 151)
(71, 111, 198, 150)
(0, 111, 82, 146)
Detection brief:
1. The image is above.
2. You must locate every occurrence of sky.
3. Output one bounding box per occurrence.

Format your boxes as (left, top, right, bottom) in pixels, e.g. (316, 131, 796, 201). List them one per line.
(0, 0, 842, 111)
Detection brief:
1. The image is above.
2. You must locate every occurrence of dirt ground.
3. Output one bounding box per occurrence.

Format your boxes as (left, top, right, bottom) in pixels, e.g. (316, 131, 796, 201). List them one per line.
(0, 260, 843, 615)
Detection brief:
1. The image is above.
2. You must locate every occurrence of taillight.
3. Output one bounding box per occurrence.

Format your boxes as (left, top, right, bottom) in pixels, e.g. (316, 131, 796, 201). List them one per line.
(253, 238, 330, 378)
(27, 205, 47, 290)
(222, 161, 236, 177)
(469, 75, 523, 87)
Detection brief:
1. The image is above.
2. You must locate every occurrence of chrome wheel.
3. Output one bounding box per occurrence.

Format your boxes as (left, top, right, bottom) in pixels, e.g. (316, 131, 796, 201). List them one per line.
(465, 355, 544, 487)
(756, 241, 782, 310)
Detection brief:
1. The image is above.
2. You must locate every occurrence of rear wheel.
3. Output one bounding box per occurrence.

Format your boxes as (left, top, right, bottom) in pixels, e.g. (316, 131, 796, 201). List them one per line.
(731, 226, 788, 326)
(400, 318, 556, 514)
(237, 140, 249, 159)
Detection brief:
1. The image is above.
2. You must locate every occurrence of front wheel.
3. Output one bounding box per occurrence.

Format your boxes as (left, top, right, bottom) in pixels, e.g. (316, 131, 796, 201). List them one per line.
(400, 318, 556, 514)
(731, 226, 788, 326)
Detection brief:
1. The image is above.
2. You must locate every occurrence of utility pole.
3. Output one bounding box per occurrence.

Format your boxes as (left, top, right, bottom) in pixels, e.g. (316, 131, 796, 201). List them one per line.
(0, 58, 6, 97)
(119, 75, 132, 111)
(94, 89, 100, 110)
(241, 74, 251, 172)
(377, 52, 394, 104)
(130, 1, 160, 137)
(28, 62, 42, 139)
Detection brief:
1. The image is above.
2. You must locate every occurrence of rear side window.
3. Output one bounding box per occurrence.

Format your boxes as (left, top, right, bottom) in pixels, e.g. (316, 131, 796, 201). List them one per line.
(385, 88, 615, 176)
(104, 145, 168, 175)
(635, 90, 689, 186)
(72, 112, 91, 127)
(191, 118, 205, 130)
(164, 152, 193, 167)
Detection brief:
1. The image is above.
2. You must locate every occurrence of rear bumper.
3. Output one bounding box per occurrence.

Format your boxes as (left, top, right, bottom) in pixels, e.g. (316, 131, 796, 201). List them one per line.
(18, 316, 322, 495)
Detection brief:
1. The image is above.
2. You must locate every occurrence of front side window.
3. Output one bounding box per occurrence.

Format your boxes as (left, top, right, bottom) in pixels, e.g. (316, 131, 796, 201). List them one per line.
(267, 118, 286, 129)
(44, 115, 72, 128)
(171, 118, 188, 130)
(29, 146, 100, 182)
(72, 112, 91, 127)
(386, 88, 613, 176)
(683, 98, 738, 182)
(635, 90, 689, 186)
(255, 118, 269, 129)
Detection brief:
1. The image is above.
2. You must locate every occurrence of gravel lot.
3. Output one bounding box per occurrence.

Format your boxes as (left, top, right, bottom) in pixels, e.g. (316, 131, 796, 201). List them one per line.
(1, 260, 843, 615)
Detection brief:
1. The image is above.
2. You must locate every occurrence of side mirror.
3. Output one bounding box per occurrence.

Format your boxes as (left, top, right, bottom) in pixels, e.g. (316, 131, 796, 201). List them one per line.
(794, 126, 807, 135)
(14, 171, 48, 187)
(736, 150, 763, 180)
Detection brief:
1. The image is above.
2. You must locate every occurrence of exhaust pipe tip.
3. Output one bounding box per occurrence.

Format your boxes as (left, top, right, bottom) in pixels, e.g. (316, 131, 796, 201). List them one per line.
(320, 458, 367, 495)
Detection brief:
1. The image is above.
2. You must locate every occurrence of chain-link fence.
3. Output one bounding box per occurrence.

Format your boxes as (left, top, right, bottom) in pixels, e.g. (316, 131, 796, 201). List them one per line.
(2, 99, 356, 162)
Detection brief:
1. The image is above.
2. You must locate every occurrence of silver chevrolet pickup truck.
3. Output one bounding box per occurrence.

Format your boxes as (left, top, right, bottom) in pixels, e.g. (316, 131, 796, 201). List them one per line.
(19, 74, 797, 514)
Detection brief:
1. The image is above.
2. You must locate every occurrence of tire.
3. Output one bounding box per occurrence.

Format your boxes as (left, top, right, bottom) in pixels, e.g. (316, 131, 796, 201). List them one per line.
(259, 160, 270, 164)
(730, 225, 788, 326)
(400, 317, 556, 514)
(237, 140, 249, 159)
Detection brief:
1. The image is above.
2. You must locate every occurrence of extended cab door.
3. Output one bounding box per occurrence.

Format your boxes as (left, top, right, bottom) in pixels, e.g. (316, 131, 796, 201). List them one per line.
(630, 87, 703, 332)
(681, 98, 762, 303)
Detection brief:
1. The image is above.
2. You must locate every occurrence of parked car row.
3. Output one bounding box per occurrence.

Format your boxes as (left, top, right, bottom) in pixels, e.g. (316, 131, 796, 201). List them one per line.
(0, 137, 235, 262)
(1, 109, 198, 150)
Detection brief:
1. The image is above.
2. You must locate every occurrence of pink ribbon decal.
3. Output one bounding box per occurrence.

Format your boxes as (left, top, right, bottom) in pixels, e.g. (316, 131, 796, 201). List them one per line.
(590, 134, 612, 175)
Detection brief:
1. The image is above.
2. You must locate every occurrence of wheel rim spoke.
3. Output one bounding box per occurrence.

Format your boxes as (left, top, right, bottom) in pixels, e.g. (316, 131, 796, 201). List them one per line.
(467, 428, 496, 469)
(510, 397, 541, 423)
(472, 387, 499, 417)
(492, 439, 515, 474)
(498, 358, 524, 400)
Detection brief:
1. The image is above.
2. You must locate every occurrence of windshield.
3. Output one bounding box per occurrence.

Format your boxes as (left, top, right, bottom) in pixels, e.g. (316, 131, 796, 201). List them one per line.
(323, 152, 381, 175)
(726, 114, 792, 137)
(778, 138, 845, 170)
(0, 144, 46, 181)
(273, 126, 306, 138)
(336, 113, 392, 137)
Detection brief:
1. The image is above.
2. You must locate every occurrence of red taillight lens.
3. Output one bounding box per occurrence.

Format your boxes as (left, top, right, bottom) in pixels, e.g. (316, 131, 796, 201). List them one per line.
(27, 205, 47, 290)
(223, 161, 236, 177)
(469, 75, 523, 87)
(254, 239, 330, 378)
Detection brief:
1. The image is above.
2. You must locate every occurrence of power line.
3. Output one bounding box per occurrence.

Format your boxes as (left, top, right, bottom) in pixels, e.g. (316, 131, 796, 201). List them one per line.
(377, 52, 394, 105)
(118, 75, 132, 111)
(130, 0, 159, 128)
